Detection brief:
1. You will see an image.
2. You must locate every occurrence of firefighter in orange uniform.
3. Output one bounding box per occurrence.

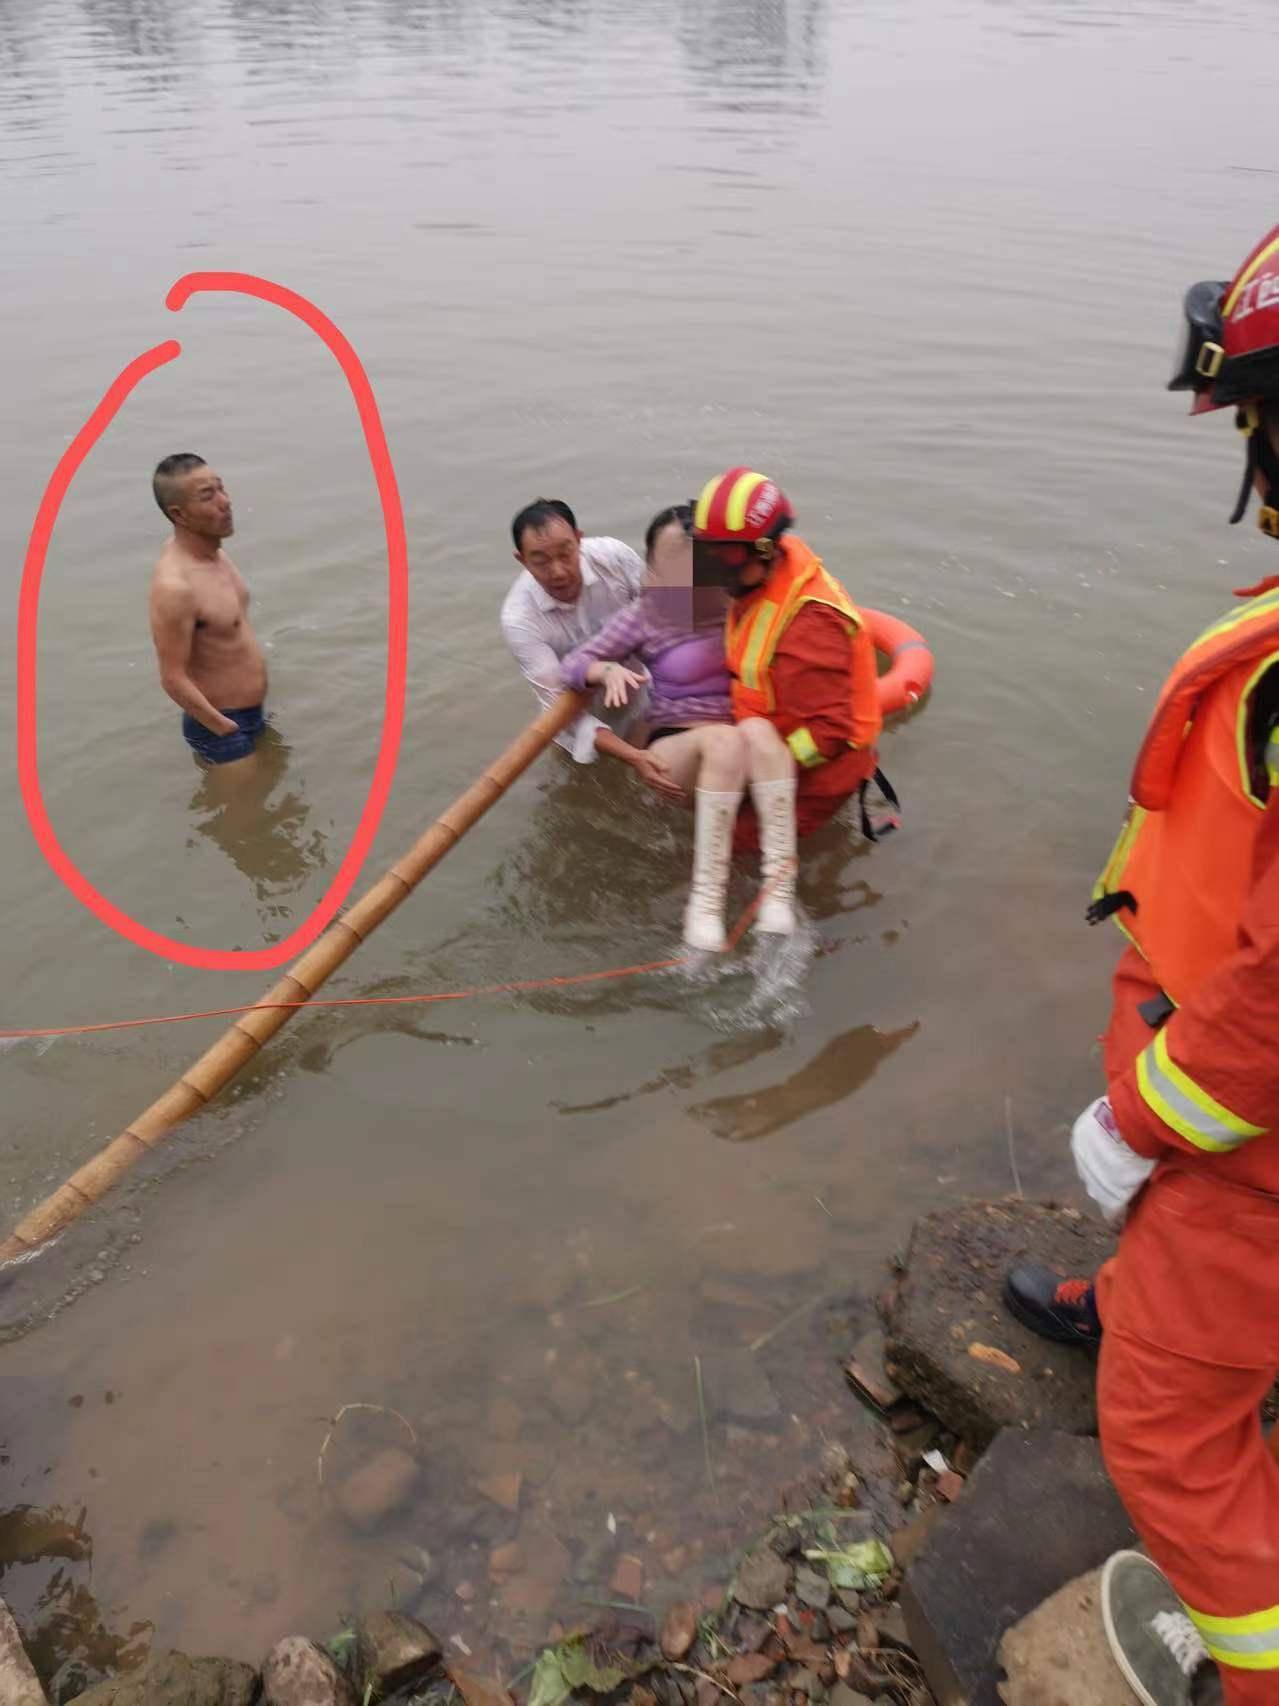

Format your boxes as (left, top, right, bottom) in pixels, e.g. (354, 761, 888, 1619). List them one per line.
(687, 468, 888, 938)
(1005, 226, 1279, 1705)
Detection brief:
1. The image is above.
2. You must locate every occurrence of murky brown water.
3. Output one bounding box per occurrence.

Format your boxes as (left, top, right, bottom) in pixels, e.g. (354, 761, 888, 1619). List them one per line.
(3, 0, 1279, 1692)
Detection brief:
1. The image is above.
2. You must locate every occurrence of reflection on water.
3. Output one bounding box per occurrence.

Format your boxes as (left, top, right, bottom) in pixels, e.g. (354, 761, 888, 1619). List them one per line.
(554, 1028, 787, 1114)
(688, 1021, 920, 1141)
(185, 725, 329, 926)
(676, 0, 828, 100)
(0, 0, 839, 142)
(487, 767, 689, 947)
(0, 1504, 149, 1703)
(80, 0, 179, 62)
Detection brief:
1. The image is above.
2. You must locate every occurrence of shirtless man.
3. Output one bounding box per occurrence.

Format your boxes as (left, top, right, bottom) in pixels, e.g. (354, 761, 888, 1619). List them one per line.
(148, 453, 269, 775)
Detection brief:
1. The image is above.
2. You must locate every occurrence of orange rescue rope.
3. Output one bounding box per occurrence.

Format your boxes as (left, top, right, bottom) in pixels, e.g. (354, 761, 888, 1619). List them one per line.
(0, 874, 779, 1042)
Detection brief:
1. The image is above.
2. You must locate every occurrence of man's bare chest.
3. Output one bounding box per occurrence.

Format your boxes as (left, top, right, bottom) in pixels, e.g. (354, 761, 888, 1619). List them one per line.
(191, 572, 248, 642)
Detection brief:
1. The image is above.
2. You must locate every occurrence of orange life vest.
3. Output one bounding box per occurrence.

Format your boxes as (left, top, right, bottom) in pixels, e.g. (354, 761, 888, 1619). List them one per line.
(1092, 583, 1279, 1005)
(724, 536, 883, 754)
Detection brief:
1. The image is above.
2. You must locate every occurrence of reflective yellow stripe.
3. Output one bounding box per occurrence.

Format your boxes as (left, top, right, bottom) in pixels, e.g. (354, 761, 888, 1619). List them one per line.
(787, 726, 824, 768)
(738, 600, 779, 694)
(1224, 239, 1279, 316)
(1234, 652, 1279, 804)
(1137, 1029, 1266, 1153)
(1092, 805, 1146, 904)
(724, 470, 768, 533)
(1187, 1600, 1279, 1670)
(1194, 585, 1279, 650)
(1268, 729, 1279, 788)
(1192, 1603, 1279, 1637)
(729, 552, 859, 716)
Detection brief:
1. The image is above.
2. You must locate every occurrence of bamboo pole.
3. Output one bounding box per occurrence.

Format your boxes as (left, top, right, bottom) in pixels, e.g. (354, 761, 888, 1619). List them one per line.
(0, 691, 585, 1267)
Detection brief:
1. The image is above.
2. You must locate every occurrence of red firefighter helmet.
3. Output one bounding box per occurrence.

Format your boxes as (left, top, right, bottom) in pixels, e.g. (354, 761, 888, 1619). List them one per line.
(1170, 225, 1279, 535)
(1171, 225, 1279, 416)
(692, 467, 793, 541)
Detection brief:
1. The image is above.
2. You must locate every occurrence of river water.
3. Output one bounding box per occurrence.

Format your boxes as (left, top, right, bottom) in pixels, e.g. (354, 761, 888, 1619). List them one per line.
(2, 0, 1277, 1690)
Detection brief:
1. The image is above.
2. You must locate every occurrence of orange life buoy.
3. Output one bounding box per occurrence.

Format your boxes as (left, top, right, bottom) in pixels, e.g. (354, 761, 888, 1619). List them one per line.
(862, 606, 934, 715)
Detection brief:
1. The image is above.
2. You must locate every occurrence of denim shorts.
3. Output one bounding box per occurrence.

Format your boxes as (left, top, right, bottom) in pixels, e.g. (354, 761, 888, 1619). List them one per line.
(182, 704, 265, 764)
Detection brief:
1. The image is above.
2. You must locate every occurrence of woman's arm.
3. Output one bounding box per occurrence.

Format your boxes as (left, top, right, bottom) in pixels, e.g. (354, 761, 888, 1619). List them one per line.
(561, 602, 649, 690)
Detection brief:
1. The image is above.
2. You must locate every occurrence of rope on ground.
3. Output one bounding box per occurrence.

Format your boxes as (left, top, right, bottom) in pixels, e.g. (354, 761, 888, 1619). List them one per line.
(0, 865, 787, 1042)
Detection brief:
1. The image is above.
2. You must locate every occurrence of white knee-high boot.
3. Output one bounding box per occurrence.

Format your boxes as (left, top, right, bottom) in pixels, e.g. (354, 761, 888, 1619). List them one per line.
(749, 777, 797, 934)
(683, 787, 743, 952)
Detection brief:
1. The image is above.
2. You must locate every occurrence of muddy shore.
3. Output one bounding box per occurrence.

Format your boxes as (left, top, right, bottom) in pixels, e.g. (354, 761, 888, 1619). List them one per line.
(3, 1262, 962, 1706)
(5, 1194, 1150, 1706)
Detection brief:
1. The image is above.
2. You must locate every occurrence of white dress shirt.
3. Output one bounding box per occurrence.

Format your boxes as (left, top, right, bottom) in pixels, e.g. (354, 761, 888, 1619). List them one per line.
(500, 536, 647, 762)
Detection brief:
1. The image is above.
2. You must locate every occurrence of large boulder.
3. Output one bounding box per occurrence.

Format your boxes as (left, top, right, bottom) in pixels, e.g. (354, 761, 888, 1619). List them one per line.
(899, 1429, 1135, 1706)
(885, 1198, 1115, 1446)
(997, 1568, 1133, 1705)
(261, 1639, 354, 1706)
(69, 1652, 258, 1706)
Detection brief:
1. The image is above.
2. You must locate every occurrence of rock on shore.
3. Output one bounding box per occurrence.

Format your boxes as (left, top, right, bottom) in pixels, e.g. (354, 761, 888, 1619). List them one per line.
(885, 1198, 1115, 1446)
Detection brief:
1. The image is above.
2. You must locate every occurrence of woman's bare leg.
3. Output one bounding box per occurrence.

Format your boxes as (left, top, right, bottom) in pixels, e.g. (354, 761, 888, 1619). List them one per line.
(643, 723, 748, 800)
(736, 715, 796, 783)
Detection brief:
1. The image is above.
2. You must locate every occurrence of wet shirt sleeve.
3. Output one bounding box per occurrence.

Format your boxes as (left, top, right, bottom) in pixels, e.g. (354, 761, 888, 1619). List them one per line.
(561, 603, 648, 691)
(594, 537, 645, 596)
(500, 608, 600, 759)
(1111, 783, 1279, 1161)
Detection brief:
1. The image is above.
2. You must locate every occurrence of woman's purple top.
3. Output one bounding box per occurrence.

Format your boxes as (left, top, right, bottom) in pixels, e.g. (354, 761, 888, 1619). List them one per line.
(560, 592, 731, 730)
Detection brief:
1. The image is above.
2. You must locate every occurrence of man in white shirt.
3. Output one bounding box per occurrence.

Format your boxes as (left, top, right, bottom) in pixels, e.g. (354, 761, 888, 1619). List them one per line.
(500, 498, 682, 796)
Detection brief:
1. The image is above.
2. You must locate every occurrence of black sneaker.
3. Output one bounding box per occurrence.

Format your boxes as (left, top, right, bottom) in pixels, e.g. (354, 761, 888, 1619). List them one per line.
(1002, 1262, 1101, 1348)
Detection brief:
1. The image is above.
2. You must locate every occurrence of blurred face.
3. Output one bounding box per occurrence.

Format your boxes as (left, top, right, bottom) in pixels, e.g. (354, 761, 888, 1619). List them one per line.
(693, 537, 771, 594)
(648, 521, 727, 624)
(173, 466, 233, 539)
(516, 516, 582, 602)
(645, 519, 693, 588)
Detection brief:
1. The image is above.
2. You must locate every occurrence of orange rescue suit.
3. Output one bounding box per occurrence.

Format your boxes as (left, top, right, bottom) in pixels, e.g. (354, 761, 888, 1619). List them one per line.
(1094, 583, 1279, 1008)
(1090, 581, 1279, 1702)
(724, 534, 883, 761)
(1091, 582, 1279, 1190)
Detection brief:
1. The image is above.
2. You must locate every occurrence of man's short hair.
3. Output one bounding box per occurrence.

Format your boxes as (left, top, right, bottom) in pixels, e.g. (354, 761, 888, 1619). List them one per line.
(153, 452, 207, 519)
(511, 497, 577, 552)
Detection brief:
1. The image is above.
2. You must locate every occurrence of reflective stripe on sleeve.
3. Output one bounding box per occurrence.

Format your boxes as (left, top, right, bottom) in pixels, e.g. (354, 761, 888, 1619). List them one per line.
(1188, 1601, 1279, 1671)
(1267, 728, 1279, 789)
(1136, 1029, 1266, 1153)
(786, 726, 825, 769)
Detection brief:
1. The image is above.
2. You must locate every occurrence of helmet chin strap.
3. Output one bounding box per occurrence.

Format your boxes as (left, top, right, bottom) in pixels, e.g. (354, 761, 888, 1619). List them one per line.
(1232, 404, 1279, 537)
